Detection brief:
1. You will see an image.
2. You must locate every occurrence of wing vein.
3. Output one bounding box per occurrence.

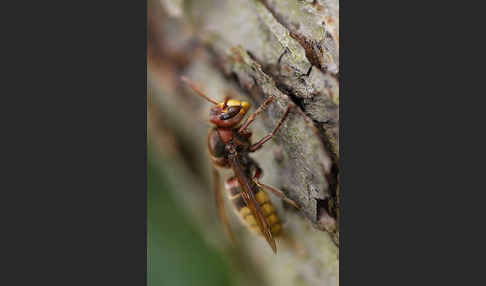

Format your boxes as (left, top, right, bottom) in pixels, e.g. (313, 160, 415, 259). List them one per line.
(229, 151, 276, 253)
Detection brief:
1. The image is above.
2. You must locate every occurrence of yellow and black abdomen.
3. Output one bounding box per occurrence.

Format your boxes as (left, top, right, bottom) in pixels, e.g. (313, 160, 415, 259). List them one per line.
(225, 177, 282, 236)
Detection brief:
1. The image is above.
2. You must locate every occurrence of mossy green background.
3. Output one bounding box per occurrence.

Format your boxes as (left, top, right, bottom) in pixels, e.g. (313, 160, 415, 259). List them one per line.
(147, 148, 233, 286)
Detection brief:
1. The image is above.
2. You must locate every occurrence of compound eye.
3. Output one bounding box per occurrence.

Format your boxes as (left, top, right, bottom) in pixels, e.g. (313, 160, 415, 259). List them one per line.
(219, 105, 242, 120)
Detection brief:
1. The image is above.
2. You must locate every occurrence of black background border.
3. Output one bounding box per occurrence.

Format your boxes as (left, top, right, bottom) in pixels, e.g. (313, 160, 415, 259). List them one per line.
(4, 1, 147, 285)
(3, 0, 477, 285)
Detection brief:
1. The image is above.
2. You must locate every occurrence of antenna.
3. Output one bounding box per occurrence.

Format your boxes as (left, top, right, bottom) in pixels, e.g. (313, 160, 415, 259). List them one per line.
(181, 76, 219, 105)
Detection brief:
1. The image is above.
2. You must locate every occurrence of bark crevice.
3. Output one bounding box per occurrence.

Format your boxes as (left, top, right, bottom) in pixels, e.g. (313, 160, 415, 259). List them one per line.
(148, 0, 340, 285)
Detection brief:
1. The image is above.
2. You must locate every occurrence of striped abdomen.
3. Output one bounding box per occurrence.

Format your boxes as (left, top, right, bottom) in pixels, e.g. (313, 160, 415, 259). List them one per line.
(225, 177, 282, 236)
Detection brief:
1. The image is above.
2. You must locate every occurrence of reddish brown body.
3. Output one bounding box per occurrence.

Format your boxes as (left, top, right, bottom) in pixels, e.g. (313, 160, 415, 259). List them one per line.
(181, 76, 296, 253)
(207, 127, 251, 167)
(207, 126, 283, 237)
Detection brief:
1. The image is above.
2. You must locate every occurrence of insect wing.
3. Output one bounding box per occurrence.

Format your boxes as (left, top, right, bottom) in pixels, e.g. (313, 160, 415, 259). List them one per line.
(229, 153, 277, 253)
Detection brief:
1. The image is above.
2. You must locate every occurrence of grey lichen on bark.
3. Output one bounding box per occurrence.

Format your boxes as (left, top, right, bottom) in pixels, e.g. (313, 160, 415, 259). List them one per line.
(216, 45, 335, 233)
(257, 0, 339, 74)
(187, 0, 339, 234)
(148, 0, 339, 285)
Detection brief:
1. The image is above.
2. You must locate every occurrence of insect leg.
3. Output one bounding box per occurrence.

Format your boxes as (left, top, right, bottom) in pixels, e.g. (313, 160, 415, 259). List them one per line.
(253, 168, 300, 210)
(255, 181, 300, 209)
(213, 167, 236, 244)
(249, 104, 292, 152)
(238, 96, 274, 134)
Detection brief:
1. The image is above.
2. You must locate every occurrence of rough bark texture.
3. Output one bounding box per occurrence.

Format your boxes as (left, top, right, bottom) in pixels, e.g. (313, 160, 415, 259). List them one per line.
(148, 0, 339, 285)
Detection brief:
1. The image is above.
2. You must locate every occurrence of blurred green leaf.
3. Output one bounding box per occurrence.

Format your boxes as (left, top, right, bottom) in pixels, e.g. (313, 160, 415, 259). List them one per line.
(147, 149, 232, 286)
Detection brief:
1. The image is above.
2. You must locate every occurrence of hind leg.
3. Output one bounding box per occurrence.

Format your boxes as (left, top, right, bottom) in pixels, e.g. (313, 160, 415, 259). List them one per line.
(252, 166, 300, 209)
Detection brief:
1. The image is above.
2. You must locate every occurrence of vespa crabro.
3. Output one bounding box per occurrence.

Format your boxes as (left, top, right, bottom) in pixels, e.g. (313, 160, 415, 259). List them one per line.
(181, 76, 299, 253)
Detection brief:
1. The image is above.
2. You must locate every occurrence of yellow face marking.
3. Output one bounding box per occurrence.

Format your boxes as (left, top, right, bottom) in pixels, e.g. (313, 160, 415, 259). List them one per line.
(240, 101, 250, 113)
(218, 99, 251, 115)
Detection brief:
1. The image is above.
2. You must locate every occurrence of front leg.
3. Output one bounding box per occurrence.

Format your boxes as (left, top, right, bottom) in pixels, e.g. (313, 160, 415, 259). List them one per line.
(238, 96, 274, 134)
(249, 104, 292, 152)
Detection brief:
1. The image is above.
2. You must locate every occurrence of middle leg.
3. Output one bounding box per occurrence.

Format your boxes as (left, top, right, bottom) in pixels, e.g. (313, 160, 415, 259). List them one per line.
(249, 104, 293, 152)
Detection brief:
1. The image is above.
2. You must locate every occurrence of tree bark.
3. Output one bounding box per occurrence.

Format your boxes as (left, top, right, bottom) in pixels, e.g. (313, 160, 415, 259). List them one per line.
(148, 1, 339, 285)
